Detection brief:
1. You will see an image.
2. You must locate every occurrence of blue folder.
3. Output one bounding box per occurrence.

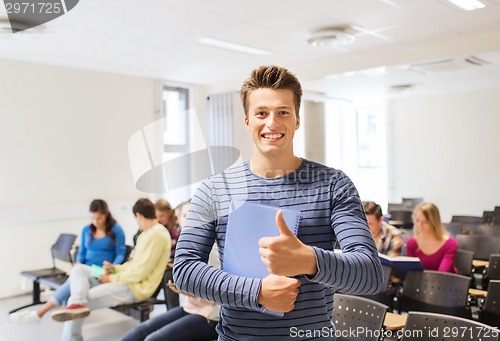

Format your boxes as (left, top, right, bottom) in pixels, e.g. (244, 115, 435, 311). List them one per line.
(223, 200, 302, 316)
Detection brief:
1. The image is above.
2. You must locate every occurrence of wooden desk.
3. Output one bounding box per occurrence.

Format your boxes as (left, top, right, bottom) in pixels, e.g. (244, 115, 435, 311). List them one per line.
(389, 220, 404, 226)
(472, 260, 489, 268)
(384, 312, 407, 331)
(469, 288, 487, 297)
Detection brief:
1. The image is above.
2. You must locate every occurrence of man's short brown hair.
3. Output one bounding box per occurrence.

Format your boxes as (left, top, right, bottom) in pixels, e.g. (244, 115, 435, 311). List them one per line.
(240, 65, 302, 116)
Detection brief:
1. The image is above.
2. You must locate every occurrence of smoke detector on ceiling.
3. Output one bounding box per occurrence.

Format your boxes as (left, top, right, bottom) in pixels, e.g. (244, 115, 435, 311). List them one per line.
(307, 26, 356, 47)
(389, 84, 415, 93)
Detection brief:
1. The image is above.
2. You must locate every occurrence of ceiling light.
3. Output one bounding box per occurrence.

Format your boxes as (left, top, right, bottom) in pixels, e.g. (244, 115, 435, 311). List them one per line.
(197, 37, 271, 56)
(307, 26, 356, 47)
(443, 0, 485, 11)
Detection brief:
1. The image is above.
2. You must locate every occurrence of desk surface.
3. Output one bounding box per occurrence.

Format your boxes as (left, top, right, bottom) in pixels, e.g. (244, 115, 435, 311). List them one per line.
(469, 288, 488, 297)
(384, 312, 407, 331)
(389, 220, 404, 226)
(472, 260, 489, 268)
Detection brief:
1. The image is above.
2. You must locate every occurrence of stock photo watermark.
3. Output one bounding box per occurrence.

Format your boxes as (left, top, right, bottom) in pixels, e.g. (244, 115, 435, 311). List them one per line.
(289, 326, 499, 339)
(3, 0, 79, 32)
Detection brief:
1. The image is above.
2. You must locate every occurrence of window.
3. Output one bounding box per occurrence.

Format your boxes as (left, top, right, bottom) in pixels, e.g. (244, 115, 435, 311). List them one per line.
(324, 102, 387, 208)
(162, 85, 190, 205)
(356, 106, 388, 208)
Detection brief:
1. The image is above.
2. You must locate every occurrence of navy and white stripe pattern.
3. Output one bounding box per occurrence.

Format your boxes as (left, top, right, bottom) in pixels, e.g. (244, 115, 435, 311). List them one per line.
(174, 159, 383, 340)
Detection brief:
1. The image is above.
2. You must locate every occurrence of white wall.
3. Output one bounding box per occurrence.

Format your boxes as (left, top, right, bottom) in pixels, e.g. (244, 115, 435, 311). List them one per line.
(387, 90, 500, 222)
(0, 59, 158, 298)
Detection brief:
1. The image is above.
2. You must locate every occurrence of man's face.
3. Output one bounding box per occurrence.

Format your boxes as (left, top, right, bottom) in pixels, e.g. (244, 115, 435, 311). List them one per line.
(244, 88, 299, 160)
(366, 214, 383, 237)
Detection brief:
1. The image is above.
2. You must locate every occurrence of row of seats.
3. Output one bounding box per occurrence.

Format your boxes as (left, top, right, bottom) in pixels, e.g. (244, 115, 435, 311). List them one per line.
(334, 292, 500, 341)
(10, 234, 168, 321)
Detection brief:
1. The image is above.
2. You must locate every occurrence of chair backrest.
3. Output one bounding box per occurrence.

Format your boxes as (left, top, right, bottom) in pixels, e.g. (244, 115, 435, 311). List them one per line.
(51, 233, 77, 265)
(455, 249, 474, 277)
(456, 234, 500, 261)
(483, 210, 495, 224)
(124, 245, 134, 262)
(401, 197, 423, 208)
(401, 311, 500, 341)
(400, 270, 471, 318)
(471, 224, 500, 237)
(485, 254, 500, 280)
(147, 266, 170, 308)
(332, 294, 388, 341)
(443, 222, 463, 237)
(451, 215, 483, 224)
(388, 210, 413, 227)
(480, 280, 500, 328)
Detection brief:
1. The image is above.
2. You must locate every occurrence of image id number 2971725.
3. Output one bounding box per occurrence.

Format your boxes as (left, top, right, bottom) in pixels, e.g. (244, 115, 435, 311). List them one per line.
(5, 2, 63, 14)
(441, 326, 499, 338)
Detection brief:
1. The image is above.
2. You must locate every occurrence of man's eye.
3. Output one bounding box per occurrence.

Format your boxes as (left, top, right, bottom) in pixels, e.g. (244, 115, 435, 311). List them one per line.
(279, 111, 290, 115)
(256, 112, 267, 116)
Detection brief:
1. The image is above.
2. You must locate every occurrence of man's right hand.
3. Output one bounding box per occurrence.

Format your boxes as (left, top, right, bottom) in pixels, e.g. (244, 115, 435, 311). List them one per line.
(257, 274, 301, 313)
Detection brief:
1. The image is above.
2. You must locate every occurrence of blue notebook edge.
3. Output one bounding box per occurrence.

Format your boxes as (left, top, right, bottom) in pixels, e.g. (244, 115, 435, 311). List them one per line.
(223, 200, 303, 317)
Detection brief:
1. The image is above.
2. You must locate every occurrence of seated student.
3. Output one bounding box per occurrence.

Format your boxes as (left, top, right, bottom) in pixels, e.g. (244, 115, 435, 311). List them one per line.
(10, 199, 126, 324)
(51, 198, 171, 341)
(364, 201, 404, 257)
(406, 202, 458, 273)
(122, 199, 219, 341)
(134, 198, 180, 309)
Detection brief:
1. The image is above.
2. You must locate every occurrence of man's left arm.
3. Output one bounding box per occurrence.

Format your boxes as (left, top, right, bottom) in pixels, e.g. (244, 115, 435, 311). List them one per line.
(309, 172, 383, 294)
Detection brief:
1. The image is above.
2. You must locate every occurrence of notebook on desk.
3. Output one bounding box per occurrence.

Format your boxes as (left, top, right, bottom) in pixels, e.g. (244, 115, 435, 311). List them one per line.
(223, 200, 302, 316)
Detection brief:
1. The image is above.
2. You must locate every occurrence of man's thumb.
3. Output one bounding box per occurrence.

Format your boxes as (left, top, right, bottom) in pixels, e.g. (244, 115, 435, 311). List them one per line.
(276, 210, 294, 236)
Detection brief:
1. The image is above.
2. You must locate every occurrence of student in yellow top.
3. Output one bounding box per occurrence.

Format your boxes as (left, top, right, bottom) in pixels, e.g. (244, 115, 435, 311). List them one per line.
(51, 198, 171, 341)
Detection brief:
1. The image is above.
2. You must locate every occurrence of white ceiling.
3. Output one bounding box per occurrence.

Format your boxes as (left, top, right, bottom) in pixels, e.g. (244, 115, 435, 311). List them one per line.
(1, 0, 500, 102)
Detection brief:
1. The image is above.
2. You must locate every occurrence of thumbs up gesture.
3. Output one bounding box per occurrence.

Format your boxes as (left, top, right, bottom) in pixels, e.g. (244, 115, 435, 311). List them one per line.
(258, 210, 317, 277)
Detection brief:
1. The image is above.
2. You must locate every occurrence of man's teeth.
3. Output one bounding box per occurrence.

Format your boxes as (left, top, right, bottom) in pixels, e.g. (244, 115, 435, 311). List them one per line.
(264, 134, 283, 139)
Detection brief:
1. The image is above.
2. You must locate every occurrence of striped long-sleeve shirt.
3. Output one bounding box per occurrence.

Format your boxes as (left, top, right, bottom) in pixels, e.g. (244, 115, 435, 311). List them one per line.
(174, 159, 383, 340)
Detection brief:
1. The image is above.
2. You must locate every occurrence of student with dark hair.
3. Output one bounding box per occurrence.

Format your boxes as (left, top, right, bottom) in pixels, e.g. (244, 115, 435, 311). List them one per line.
(51, 198, 171, 341)
(363, 201, 403, 257)
(10, 199, 126, 324)
(174, 65, 383, 340)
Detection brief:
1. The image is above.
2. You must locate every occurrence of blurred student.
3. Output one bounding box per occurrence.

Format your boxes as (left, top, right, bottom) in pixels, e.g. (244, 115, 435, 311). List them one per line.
(122, 199, 219, 341)
(406, 202, 458, 273)
(10, 199, 126, 324)
(363, 201, 404, 257)
(51, 198, 171, 341)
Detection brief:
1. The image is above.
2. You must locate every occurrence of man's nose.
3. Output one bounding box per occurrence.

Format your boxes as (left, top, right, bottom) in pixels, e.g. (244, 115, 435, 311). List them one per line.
(266, 113, 279, 129)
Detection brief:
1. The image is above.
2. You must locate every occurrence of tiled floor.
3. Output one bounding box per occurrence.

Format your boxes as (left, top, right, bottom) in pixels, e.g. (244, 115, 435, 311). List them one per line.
(0, 292, 167, 341)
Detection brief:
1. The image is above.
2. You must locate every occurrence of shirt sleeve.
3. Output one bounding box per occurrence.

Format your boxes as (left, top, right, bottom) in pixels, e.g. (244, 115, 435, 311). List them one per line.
(387, 231, 404, 258)
(76, 226, 88, 264)
(305, 171, 384, 295)
(173, 181, 262, 311)
(112, 224, 127, 264)
(438, 237, 458, 273)
(406, 237, 417, 257)
(110, 229, 169, 284)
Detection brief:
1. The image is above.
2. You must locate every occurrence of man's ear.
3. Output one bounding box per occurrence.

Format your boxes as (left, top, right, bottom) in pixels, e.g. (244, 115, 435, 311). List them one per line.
(295, 115, 300, 130)
(244, 115, 249, 130)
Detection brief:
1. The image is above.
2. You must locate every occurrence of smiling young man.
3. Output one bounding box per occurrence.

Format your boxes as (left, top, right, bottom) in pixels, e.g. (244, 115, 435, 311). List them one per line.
(174, 65, 383, 340)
